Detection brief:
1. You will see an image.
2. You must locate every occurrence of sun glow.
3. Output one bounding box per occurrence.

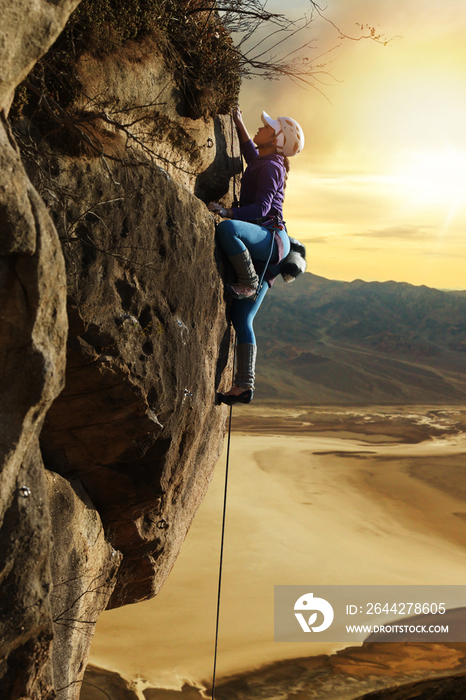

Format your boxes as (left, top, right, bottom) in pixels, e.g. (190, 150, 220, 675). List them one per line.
(390, 148, 466, 208)
(243, 0, 466, 288)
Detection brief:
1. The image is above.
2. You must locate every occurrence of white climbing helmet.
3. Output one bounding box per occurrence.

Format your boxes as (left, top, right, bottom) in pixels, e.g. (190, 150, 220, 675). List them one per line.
(261, 111, 304, 157)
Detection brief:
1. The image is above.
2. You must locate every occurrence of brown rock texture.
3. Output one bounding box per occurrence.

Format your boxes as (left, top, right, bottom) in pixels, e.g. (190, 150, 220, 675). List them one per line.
(0, 0, 81, 112)
(69, 39, 241, 200)
(1, 1, 235, 698)
(209, 642, 466, 700)
(355, 672, 466, 699)
(37, 152, 232, 608)
(0, 118, 68, 698)
(46, 471, 122, 699)
(76, 647, 466, 700)
(3, 6, 464, 699)
(80, 664, 139, 700)
(0, 443, 54, 700)
(0, 1, 81, 695)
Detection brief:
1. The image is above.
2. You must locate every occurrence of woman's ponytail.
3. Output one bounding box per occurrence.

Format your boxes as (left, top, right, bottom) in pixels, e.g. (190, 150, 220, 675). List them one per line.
(283, 156, 290, 190)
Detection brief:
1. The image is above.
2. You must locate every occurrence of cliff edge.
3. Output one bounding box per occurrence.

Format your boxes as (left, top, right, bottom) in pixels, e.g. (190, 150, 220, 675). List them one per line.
(0, 1, 239, 698)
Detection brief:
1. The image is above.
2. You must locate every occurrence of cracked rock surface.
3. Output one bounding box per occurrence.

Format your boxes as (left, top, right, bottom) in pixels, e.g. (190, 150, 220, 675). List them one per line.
(38, 155, 232, 609)
(1, 0, 235, 697)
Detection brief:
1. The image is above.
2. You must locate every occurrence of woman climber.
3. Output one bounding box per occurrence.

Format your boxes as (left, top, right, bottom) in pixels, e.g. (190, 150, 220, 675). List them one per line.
(208, 107, 305, 405)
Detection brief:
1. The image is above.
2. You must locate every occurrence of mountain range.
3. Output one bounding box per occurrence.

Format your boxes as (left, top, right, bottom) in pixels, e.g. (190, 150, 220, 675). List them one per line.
(254, 272, 466, 404)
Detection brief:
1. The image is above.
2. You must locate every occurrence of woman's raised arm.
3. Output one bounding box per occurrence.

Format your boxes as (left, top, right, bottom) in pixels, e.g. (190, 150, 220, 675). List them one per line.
(232, 107, 250, 144)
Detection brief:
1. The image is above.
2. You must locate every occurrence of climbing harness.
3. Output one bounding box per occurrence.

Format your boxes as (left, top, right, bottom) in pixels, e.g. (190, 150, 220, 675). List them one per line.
(250, 230, 275, 302)
(244, 214, 282, 302)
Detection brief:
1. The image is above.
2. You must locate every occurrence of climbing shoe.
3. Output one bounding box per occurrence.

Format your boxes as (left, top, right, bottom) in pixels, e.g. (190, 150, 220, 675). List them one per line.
(217, 387, 254, 405)
(227, 250, 259, 290)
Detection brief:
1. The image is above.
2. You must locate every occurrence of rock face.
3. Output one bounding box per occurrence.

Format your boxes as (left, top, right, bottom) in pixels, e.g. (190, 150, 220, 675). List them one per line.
(69, 38, 241, 200)
(0, 0, 81, 112)
(1, 5, 465, 700)
(46, 471, 122, 696)
(80, 664, 139, 700)
(0, 9, 70, 689)
(0, 2, 78, 695)
(77, 648, 466, 700)
(38, 153, 233, 609)
(1, 1, 237, 698)
(355, 672, 466, 699)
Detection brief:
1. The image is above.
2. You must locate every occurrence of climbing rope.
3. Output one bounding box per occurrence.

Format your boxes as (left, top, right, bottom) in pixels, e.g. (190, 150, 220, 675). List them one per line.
(211, 388, 234, 700)
(211, 120, 240, 700)
(211, 111, 259, 697)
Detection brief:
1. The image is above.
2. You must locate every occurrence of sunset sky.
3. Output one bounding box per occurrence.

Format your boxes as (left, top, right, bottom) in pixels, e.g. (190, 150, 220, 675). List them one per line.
(89, 5, 466, 689)
(237, 0, 466, 289)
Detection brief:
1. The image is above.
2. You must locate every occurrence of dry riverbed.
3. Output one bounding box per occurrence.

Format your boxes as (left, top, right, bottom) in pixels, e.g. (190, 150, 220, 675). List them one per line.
(84, 406, 466, 700)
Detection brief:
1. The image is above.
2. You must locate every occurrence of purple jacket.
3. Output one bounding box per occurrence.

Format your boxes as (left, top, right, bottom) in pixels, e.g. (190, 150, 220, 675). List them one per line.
(231, 139, 288, 283)
(232, 139, 286, 224)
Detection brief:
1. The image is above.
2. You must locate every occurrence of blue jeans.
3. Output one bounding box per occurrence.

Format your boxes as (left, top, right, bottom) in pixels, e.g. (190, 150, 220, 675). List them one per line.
(216, 220, 290, 344)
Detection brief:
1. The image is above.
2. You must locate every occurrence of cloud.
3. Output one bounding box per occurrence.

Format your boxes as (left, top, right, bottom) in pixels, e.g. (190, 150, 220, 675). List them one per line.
(304, 236, 329, 244)
(353, 224, 436, 239)
(353, 246, 383, 252)
(420, 249, 466, 259)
